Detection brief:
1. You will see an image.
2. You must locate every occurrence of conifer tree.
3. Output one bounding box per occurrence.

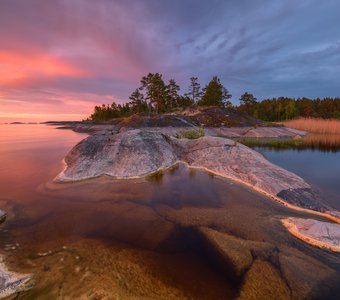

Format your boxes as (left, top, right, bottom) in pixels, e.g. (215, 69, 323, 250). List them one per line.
(185, 77, 202, 104)
(198, 76, 231, 107)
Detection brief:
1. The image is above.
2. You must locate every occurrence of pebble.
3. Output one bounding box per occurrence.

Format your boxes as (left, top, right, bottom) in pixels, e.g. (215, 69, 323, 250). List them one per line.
(37, 250, 52, 257)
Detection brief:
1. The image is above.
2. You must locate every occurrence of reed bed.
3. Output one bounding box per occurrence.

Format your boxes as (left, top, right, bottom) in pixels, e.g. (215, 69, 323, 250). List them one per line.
(283, 118, 340, 134)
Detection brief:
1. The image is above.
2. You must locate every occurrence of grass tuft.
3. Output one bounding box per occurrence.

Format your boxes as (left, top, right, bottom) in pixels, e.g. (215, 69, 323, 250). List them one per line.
(177, 128, 205, 139)
(236, 137, 304, 149)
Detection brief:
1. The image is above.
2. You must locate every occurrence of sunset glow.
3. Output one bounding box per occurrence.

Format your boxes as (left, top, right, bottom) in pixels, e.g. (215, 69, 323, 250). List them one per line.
(1, 0, 340, 122)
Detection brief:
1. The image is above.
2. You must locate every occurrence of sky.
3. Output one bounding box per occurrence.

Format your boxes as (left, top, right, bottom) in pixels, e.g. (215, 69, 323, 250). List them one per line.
(0, 0, 340, 122)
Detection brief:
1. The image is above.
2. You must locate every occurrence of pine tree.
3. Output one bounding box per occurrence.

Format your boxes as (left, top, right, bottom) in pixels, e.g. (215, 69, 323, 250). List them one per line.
(140, 73, 167, 113)
(198, 76, 232, 107)
(185, 77, 202, 104)
(129, 89, 146, 113)
(239, 92, 257, 107)
(166, 79, 180, 110)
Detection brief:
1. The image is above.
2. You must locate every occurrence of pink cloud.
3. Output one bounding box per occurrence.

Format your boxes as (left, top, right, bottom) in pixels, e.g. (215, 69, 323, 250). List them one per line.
(0, 0, 173, 121)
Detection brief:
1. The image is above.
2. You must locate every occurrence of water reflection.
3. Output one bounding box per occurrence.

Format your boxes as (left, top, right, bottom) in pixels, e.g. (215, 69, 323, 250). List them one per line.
(240, 134, 340, 152)
(256, 147, 340, 209)
(302, 134, 340, 152)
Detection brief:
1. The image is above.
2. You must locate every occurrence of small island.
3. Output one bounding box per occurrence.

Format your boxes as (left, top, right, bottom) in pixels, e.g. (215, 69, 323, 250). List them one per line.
(41, 73, 339, 298)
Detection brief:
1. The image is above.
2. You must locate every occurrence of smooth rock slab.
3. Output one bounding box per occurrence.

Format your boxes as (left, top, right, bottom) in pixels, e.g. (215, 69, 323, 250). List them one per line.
(282, 217, 340, 252)
(57, 129, 330, 213)
(57, 129, 177, 181)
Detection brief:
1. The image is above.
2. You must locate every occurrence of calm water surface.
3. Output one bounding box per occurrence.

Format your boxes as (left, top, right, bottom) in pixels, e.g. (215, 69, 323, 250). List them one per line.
(0, 124, 339, 298)
(256, 148, 340, 210)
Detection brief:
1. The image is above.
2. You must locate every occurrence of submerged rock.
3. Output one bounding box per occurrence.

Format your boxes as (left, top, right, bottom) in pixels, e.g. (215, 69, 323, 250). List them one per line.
(56, 129, 332, 215)
(198, 227, 254, 279)
(198, 227, 340, 299)
(278, 247, 340, 299)
(237, 260, 291, 300)
(198, 227, 277, 280)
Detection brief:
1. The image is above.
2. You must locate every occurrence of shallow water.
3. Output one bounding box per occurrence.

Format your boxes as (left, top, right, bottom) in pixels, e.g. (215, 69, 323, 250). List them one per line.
(0, 124, 339, 299)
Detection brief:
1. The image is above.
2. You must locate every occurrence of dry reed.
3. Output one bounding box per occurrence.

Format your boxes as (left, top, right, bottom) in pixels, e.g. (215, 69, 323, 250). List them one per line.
(283, 118, 340, 134)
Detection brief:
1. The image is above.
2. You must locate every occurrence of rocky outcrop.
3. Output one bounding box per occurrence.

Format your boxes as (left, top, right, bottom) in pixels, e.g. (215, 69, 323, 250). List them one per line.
(205, 126, 307, 139)
(56, 129, 334, 216)
(57, 130, 177, 180)
(282, 218, 340, 252)
(0, 211, 32, 298)
(0, 259, 32, 299)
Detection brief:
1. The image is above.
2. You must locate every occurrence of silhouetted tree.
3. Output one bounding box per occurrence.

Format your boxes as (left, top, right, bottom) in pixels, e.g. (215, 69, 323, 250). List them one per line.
(185, 77, 202, 104)
(129, 89, 146, 113)
(177, 95, 193, 107)
(239, 92, 257, 115)
(166, 79, 180, 110)
(239, 92, 257, 107)
(198, 76, 232, 107)
(140, 73, 167, 113)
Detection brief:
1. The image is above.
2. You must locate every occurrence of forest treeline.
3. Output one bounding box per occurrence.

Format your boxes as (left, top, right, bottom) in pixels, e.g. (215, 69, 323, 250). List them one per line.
(89, 73, 232, 121)
(89, 73, 340, 122)
(239, 97, 340, 121)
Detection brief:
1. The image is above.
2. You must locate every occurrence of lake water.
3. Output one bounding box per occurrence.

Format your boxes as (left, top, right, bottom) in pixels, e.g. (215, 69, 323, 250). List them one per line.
(0, 124, 339, 299)
(256, 148, 340, 210)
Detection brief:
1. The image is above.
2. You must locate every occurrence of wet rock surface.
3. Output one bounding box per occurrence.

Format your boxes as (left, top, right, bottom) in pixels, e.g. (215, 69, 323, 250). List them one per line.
(194, 227, 340, 300)
(237, 260, 291, 300)
(0, 212, 32, 299)
(57, 128, 329, 214)
(277, 188, 326, 211)
(282, 217, 340, 252)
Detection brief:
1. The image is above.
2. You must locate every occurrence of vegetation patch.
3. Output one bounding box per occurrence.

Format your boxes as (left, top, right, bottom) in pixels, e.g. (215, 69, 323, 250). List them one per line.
(235, 137, 304, 150)
(177, 128, 205, 140)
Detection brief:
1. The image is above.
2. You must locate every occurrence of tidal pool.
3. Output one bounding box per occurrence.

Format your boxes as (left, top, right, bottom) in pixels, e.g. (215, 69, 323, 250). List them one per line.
(0, 124, 339, 299)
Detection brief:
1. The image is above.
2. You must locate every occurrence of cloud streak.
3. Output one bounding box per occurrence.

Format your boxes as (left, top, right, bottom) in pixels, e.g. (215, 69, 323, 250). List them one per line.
(0, 0, 339, 121)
